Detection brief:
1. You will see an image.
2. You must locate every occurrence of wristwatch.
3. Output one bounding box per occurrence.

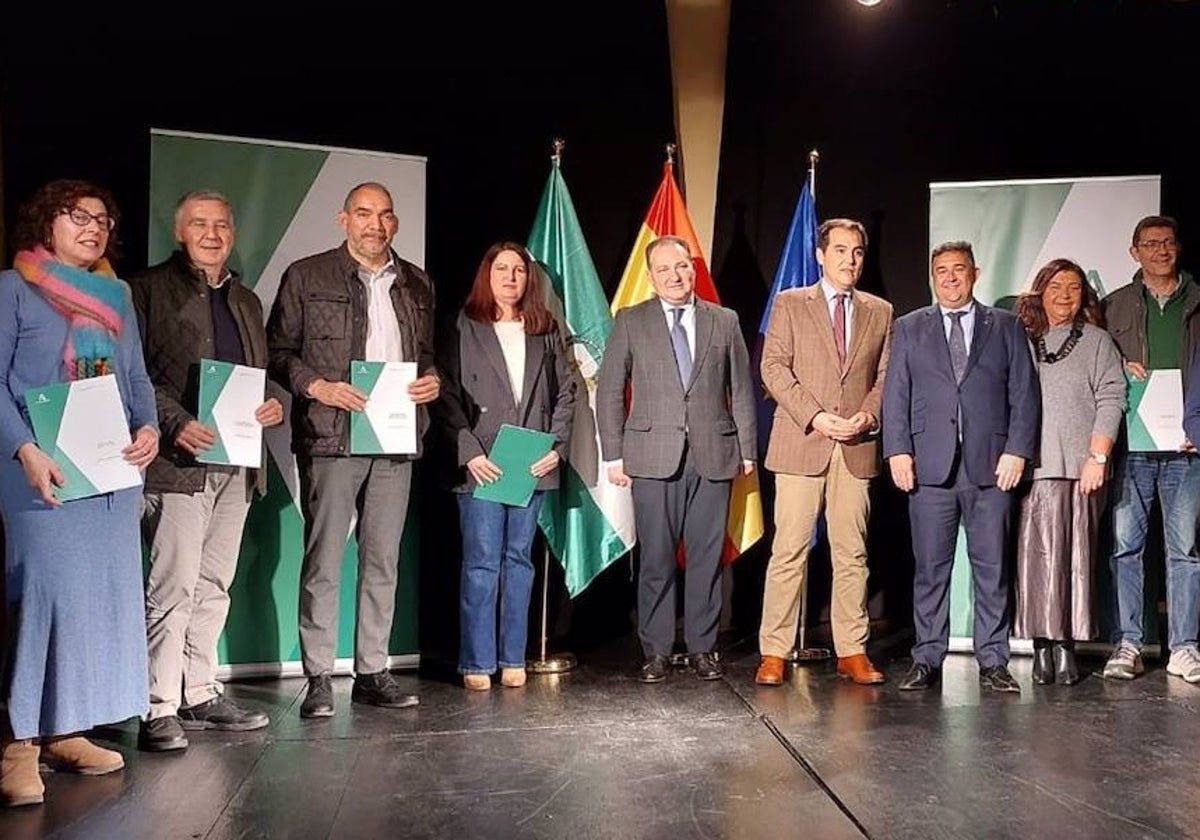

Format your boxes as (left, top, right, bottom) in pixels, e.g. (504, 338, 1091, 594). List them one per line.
(1089, 451, 1109, 465)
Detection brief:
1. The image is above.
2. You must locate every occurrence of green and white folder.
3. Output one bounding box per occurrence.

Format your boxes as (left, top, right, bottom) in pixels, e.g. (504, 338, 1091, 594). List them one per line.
(472, 424, 556, 508)
(24, 374, 142, 502)
(1126, 368, 1186, 452)
(350, 360, 418, 455)
(197, 359, 265, 467)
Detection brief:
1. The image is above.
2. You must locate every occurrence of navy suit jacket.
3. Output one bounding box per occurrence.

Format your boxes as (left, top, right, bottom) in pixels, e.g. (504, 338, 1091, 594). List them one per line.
(882, 302, 1040, 487)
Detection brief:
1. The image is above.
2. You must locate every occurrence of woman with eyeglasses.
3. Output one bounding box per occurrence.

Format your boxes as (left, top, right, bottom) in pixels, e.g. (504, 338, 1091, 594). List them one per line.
(434, 243, 575, 690)
(0, 180, 158, 807)
(1013, 258, 1125, 685)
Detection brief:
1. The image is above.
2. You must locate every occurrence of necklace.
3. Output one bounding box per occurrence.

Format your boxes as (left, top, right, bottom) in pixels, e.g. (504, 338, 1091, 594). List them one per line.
(1034, 323, 1084, 364)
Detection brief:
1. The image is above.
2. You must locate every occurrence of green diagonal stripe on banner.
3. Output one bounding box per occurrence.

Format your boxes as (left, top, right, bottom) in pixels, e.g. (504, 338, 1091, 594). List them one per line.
(930, 182, 1071, 308)
(149, 133, 328, 288)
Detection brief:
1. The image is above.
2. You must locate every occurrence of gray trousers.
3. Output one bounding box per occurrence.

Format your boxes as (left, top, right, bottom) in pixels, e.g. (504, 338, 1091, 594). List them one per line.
(298, 456, 412, 676)
(631, 448, 731, 657)
(143, 469, 251, 719)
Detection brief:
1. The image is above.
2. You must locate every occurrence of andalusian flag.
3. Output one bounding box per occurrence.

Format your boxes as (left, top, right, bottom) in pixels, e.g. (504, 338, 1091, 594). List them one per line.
(529, 157, 636, 597)
(611, 161, 765, 562)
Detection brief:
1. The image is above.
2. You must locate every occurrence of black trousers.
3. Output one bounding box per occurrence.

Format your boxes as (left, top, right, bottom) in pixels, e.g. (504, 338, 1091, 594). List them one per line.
(631, 448, 731, 657)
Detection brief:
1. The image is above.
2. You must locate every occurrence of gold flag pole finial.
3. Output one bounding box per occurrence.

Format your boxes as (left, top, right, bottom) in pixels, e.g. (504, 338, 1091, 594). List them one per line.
(665, 142, 677, 165)
(552, 138, 565, 166)
(808, 148, 820, 198)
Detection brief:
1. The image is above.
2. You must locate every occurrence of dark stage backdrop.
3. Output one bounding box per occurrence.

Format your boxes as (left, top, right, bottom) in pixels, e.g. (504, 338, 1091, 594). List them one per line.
(713, 0, 1200, 643)
(0, 5, 677, 665)
(3, 1, 1199, 661)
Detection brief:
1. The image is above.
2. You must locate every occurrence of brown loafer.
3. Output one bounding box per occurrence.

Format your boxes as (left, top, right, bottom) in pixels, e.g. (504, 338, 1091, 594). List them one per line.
(755, 655, 786, 686)
(836, 653, 886, 685)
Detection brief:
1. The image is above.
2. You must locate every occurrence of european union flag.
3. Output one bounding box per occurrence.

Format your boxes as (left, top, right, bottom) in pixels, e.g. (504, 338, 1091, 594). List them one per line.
(755, 174, 820, 457)
(758, 175, 821, 334)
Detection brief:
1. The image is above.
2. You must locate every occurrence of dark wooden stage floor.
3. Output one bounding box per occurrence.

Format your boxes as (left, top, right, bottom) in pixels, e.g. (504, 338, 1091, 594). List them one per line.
(3, 636, 1197, 840)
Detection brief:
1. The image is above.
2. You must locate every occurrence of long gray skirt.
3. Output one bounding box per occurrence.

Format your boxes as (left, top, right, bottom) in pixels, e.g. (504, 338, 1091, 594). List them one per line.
(1014, 478, 1102, 640)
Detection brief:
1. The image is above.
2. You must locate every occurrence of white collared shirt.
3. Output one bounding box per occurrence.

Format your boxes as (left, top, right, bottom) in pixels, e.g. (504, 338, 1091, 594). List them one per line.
(939, 300, 977, 354)
(659, 295, 696, 359)
(820, 278, 854, 350)
(360, 260, 404, 363)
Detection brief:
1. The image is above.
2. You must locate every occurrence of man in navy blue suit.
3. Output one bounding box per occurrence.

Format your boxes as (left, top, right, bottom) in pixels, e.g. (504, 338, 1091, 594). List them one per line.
(883, 241, 1040, 692)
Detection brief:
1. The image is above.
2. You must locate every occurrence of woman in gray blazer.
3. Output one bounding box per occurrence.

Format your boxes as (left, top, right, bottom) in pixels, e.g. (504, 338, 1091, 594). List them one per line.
(1015, 258, 1125, 685)
(436, 243, 575, 691)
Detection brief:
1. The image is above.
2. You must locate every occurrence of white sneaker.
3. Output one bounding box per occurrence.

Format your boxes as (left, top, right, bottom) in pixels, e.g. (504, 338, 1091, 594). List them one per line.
(1103, 642, 1144, 680)
(1167, 647, 1200, 684)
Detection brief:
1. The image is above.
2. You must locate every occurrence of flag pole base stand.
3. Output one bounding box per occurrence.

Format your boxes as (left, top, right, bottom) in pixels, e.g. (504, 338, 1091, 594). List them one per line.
(527, 653, 577, 675)
(789, 647, 832, 663)
(668, 653, 691, 668)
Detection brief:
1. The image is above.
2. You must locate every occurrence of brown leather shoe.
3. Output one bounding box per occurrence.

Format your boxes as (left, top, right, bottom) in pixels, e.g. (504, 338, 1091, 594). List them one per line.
(755, 655, 786, 686)
(836, 654, 886, 685)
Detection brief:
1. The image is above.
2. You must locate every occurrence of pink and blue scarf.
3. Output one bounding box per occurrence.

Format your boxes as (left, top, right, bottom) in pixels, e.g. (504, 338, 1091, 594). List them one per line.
(14, 245, 126, 380)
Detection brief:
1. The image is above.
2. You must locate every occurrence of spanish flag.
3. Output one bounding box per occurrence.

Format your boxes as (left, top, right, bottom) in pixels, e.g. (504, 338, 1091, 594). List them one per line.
(611, 160, 765, 563)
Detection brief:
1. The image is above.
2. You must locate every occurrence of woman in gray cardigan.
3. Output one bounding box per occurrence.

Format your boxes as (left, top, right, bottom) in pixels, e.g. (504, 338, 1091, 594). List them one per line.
(435, 243, 576, 691)
(1015, 258, 1125, 685)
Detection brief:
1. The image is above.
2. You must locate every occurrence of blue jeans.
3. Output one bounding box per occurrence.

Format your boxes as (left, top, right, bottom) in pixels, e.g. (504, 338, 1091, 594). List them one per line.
(1109, 452, 1200, 652)
(457, 492, 544, 674)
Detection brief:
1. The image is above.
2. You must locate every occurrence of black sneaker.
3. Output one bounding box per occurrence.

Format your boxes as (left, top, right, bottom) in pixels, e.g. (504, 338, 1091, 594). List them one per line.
(179, 697, 269, 731)
(300, 673, 335, 719)
(690, 651, 724, 680)
(351, 670, 419, 709)
(138, 716, 188, 752)
(979, 664, 1021, 694)
(638, 654, 669, 683)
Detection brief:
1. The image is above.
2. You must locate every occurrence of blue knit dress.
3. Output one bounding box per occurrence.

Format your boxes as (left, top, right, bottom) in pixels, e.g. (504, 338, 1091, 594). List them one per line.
(0, 269, 157, 739)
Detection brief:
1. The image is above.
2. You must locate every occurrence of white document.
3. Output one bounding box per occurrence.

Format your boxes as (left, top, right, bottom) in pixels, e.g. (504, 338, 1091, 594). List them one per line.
(352, 361, 418, 455)
(37, 375, 143, 499)
(1128, 368, 1186, 452)
(198, 362, 266, 468)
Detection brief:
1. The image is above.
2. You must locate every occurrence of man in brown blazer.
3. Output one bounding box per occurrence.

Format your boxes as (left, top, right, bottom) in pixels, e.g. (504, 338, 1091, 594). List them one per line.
(756, 218, 893, 686)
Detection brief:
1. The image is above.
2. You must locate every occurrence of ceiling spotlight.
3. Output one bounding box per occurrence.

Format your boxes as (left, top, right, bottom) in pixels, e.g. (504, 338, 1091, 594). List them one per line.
(856, 0, 884, 5)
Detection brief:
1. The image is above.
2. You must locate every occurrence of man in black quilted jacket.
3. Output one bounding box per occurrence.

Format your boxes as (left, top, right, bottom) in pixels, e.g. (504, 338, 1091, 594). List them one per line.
(131, 190, 285, 752)
(267, 182, 440, 718)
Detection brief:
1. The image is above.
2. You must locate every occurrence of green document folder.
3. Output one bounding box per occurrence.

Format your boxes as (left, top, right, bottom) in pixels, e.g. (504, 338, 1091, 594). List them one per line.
(472, 424, 556, 508)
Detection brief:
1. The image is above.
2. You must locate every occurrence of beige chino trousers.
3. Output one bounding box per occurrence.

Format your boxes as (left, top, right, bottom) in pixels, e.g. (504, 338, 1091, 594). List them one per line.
(143, 469, 251, 719)
(759, 445, 871, 658)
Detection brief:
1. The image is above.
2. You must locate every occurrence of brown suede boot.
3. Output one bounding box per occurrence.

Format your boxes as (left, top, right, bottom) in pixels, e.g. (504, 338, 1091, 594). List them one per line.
(40, 736, 124, 776)
(1, 720, 44, 807)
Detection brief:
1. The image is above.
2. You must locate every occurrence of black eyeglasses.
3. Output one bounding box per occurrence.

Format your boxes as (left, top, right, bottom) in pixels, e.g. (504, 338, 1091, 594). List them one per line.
(60, 207, 116, 231)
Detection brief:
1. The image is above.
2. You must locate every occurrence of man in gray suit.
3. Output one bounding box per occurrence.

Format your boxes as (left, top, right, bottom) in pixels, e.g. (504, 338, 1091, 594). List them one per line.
(597, 235, 757, 682)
